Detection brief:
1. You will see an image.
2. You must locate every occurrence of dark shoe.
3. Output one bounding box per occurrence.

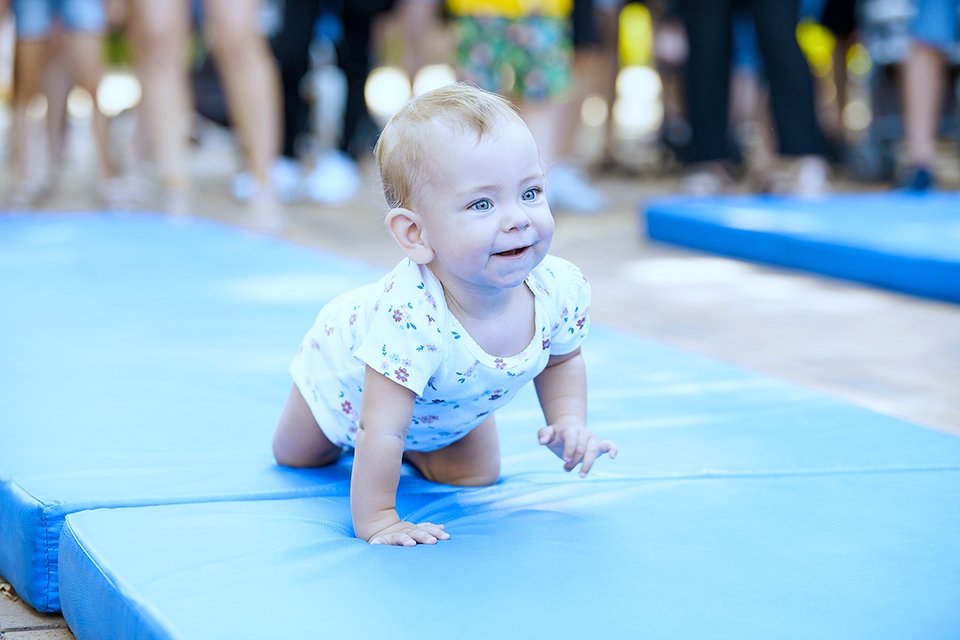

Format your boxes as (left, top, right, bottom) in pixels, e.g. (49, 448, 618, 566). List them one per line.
(898, 165, 936, 192)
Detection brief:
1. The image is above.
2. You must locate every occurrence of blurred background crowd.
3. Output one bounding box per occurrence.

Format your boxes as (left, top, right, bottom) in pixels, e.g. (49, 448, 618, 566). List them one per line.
(0, 0, 957, 228)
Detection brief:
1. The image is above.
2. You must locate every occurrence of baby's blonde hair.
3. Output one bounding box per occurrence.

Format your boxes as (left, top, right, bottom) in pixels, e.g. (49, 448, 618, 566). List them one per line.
(375, 83, 526, 210)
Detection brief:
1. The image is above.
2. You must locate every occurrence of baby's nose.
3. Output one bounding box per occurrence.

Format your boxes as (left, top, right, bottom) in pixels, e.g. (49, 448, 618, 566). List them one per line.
(501, 204, 532, 231)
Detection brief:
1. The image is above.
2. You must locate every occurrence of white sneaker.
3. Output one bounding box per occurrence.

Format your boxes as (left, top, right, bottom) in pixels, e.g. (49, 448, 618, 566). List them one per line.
(792, 155, 830, 198)
(679, 161, 735, 196)
(304, 150, 361, 205)
(547, 162, 607, 214)
(273, 156, 304, 203)
(231, 157, 304, 204)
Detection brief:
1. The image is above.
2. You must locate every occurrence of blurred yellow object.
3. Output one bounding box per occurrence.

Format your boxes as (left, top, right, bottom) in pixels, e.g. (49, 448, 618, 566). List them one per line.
(619, 3, 653, 67)
(446, 0, 572, 19)
(846, 43, 873, 76)
(796, 19, 836, 77)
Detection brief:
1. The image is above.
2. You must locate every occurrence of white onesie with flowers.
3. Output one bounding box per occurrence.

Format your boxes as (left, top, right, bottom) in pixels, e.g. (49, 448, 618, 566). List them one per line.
(289, 254, 591, 452)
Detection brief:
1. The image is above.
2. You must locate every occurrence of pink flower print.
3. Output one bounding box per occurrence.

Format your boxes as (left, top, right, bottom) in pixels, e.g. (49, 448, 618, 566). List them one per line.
(489, 389, 503, 401)
(576, 316, 586, 330)
(325, 326, 334, 336)
(426, 314, 436, 325)
(349, 313, 357, 326)
(542, 337, 551, 350)
(383, 281, 394, 295)
(341, 400, 358, 419)
(494, 358, 506, 370)
(394, 367, 409, 382)
(392, 309, 404, 322)
(424, 291, 436, 309)
(402, 358, 413, 368)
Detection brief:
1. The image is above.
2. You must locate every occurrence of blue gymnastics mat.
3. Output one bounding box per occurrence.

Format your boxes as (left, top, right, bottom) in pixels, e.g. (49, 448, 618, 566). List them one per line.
(4, 214, 960, 636)
(0, 213, 383, 611)
(643, 192, 960, 303)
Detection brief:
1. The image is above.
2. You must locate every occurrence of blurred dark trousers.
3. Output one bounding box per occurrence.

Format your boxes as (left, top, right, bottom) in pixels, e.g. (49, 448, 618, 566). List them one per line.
(677, 0, 827, 162)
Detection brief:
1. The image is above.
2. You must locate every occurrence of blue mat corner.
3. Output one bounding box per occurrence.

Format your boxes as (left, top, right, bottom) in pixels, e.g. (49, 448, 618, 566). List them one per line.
(643, 192, 960, 303)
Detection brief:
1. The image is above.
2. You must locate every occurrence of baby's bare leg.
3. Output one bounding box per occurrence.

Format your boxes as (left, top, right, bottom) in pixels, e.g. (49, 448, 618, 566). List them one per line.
(404, 415, 500, 486)
(273, 384, 342, 468)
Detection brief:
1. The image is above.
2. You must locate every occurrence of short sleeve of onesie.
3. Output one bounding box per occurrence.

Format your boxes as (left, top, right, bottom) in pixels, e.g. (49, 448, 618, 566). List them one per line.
(352, 262, 446, 396)
(530, 255, 591, 357)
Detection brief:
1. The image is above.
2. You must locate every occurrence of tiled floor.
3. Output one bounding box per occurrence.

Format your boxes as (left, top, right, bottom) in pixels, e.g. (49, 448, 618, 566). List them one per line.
(2, 123, 959, 636)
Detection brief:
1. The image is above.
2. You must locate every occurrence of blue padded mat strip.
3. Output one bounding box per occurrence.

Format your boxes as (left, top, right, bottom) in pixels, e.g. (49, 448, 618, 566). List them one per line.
(4, 213, 960, 614)
(644, 192, 960, 303)
(0, 213, 379, 611)
(60, 470, 960, 639)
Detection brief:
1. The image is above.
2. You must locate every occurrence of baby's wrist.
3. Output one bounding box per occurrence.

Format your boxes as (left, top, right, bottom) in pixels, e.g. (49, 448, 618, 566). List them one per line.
(353, 508, 401, 541)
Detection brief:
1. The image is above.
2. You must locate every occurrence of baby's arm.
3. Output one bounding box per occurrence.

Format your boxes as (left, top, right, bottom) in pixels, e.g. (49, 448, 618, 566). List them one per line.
(352, 365, 450, 546)
(534, 348, 618, 477)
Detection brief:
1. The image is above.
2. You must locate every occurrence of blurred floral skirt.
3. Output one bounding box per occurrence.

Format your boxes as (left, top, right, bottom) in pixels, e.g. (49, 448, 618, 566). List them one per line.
(453, 15, 573, 101)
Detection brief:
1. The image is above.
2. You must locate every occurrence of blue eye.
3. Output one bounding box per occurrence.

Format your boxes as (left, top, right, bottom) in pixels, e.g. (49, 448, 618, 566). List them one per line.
(470, 199, 492, 211)
(522, 188, 540, 202)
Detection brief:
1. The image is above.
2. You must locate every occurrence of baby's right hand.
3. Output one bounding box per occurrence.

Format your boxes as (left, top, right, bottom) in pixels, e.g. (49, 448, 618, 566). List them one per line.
(368, 521, 450, 546)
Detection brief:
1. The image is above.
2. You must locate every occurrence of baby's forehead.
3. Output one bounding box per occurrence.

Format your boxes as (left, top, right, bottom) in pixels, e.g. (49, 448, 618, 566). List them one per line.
(411, 122, 479, 171)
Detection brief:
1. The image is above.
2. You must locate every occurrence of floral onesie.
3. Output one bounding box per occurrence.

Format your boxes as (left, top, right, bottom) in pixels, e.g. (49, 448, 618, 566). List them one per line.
(289, 254, 590, 452)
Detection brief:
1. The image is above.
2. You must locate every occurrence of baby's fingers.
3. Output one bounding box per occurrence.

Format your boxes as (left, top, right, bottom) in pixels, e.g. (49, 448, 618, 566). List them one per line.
(370, 532, 417, 547)
(578, 437, 602, 477)
(600, 440, 618, 459)
(563, 430, 589, 471)
(538, 425, 557, 446)
(417, 522, 450, 541)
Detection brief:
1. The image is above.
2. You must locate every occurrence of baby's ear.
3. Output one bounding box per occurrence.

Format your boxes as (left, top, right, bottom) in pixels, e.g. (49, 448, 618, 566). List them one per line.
(385, 207, 434, 264)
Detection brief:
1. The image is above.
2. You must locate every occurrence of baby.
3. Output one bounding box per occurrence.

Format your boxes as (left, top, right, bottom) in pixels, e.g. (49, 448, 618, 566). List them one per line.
(272, 83, 617, 546)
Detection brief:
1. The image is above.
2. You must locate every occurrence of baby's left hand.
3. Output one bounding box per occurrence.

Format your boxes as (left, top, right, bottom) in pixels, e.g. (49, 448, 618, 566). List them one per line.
(538, 422, 617, 477)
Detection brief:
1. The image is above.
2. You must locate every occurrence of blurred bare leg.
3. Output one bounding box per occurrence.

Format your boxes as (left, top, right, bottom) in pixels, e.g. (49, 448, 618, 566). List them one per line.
(66, 31, 114, 178)
(901, 41, 944, 169)
(521, 98, 566, 166)
(43, 29, 72, 173)
(13, 38, 47, 183)
(203, 0, 281, 195)
(128, 0, 192, 194)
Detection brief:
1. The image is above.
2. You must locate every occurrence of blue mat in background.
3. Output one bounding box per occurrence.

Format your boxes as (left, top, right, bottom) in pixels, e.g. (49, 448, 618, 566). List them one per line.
(643, 192, 960, 303)
(2, 214, 959, 636)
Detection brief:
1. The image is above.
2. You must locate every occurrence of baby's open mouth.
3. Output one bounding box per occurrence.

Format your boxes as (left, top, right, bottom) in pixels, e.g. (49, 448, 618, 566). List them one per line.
(495, 246, 527, 257)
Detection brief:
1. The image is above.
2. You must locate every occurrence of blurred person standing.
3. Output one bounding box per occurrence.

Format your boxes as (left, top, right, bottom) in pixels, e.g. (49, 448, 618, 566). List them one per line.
(127, 0, 283, 229)
(7, 0, 118, 208)
(555, 0, 619, 205)
(898, 0, 959, 191)
(268, 0, 405, 205)
(677, 0, 831, 196)
(412, 0, 608, 213)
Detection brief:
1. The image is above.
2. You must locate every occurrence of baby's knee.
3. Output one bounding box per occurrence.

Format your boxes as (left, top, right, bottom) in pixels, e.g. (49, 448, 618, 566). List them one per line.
(426, 459, 500, 487)
(451, 468, 500, 487)
(272, 432, 341, 469)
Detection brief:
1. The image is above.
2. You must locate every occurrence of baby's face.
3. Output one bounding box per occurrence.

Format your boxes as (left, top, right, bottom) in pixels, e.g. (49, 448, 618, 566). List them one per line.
(413, 119, 554, 297)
